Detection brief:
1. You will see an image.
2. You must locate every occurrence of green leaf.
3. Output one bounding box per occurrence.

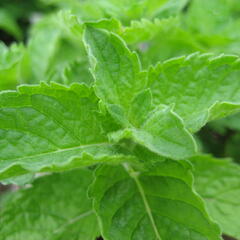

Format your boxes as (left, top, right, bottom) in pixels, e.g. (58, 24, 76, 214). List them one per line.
(0, 43, 24, 90)
(26, 11, 89, 85)
(121, 17, 203, 66)
(0, 83, 134, 180)
(110, 105, 197, 160)
(0, 168, 99, 240)
(62, 59, 93, 86)
(128, 89, 152, 127)
(40, 0, 104, 21)
(148, 53, 240, 132)
(85, 18, 122, 34)
(182, 0, 240, 55)
(190, 155, 240, 239)
(40, 0, 185, 24)
(90, 159, 221, 240)
(83, 25, 146, 112)
(185, 0, 240, 38)
(84, 26, 197, 160)
(0, 43, 23, 71)
(122, 17, 179, 45)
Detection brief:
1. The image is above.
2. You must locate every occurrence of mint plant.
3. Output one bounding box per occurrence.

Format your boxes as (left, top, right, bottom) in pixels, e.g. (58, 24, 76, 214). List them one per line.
(0, 1, 240, 240)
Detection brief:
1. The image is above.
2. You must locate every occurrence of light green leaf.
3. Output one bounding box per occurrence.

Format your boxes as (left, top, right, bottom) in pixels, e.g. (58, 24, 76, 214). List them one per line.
(0, 43, 24, 90)
(110, 105, 197, 160)
(0, 43, 24, 71)
(26, 11, 89, 85)
(90, 159, 221, 240)
(107, 104, 130, 127)
(121, 17, 203, 66)
(83, 25, 146, 111)
(0, 83, 134, 180)
(148, 53, 240, 132)
(62, 59, 93, 86)
(185, 0, 240, 38)
(128, 89, 152, 127)
(85, 18, 122, 34)
(190, 155, 240, 239)
(183, 0, 240, 55)
(0, 168, 99, 240)
(122, 17, 179, 45)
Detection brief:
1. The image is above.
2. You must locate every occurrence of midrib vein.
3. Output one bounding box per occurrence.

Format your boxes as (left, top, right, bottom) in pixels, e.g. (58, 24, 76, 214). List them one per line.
(53, 210, 93, 234)
(123, 163, 162, 240)
(2, 142, 110, 163)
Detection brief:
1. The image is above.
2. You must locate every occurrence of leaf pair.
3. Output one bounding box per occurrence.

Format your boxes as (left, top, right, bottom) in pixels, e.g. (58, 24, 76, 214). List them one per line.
(84, 25, 197, 159)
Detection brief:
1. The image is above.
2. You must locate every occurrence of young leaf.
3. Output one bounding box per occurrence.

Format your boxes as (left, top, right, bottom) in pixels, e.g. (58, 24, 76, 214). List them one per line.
(148, 53, 240, 132)
(62, 59, 93, 86)
(190, 155, 240, 239)
(128, 89, 152, 127)
(90, 159, 221, 240)
(110, 105, 197, 160)
(83, 25, 146, 112)
(84, 26, 197, 160)
(85, 18, 122, 34)
(0, 168, 99, 240)
(0, 83, 134, 180)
